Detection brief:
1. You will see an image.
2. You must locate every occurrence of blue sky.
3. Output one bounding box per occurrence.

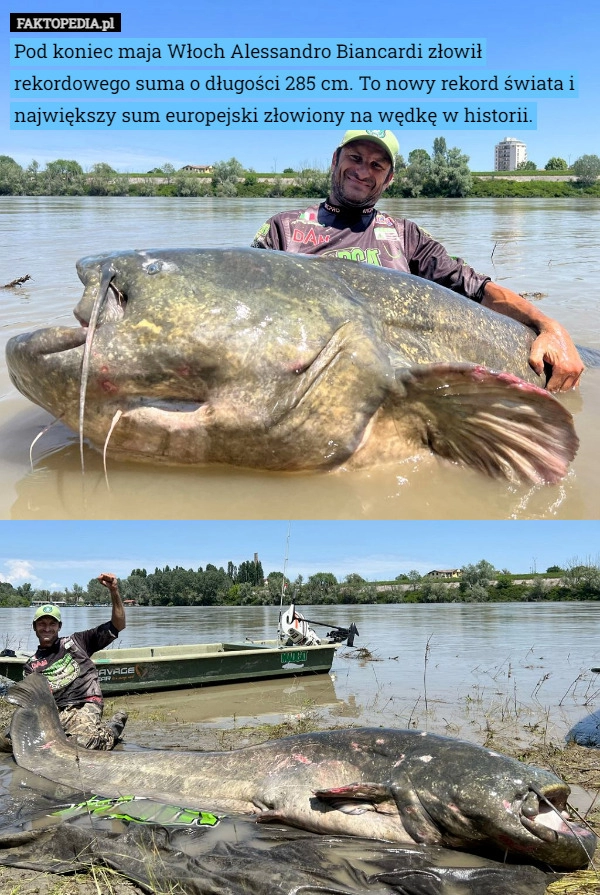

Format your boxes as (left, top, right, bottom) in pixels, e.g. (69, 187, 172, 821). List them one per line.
(0, 521, 598, 590)
(3, 0, 598, 173)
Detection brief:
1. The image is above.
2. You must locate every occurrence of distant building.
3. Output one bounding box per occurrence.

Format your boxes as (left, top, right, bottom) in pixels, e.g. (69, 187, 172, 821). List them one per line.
(31, 600, 67, 607)
(426, 569, 461, 579)
(494, 137, 527, 171)
(180, 164, 213, 173)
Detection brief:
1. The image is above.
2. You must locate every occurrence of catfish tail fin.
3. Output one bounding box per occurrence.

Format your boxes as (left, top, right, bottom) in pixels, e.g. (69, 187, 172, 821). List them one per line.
(7, 673, 76, 767)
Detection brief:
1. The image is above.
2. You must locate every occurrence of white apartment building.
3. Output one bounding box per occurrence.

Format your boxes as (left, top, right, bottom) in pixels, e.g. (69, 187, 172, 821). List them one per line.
(494, 137, 527, 171)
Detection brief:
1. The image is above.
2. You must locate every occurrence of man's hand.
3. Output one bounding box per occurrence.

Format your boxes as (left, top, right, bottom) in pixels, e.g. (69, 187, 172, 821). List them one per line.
(98, 572, 119, 592)
(482, 282, 584, 393)
(529, 324, 584, 393)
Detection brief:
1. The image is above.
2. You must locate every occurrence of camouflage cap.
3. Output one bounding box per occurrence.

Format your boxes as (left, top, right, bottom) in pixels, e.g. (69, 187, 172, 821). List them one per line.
(33, 604, 62, 623)
(338, 130, 399, 169)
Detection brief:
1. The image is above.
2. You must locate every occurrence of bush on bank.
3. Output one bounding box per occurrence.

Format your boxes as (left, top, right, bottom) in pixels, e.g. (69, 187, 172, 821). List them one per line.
(2, 560, 600, 611)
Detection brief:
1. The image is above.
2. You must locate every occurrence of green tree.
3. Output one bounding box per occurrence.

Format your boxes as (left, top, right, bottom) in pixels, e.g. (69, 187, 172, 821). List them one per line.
(129, 178, 157, 197)
(345, 573, 366, 585)
(572, 154, 600, 187)
(0, 155, 23, 195)
(544, 157, 568, 170)
(403, 149, 431, 197)
(303, 572, 338, 604)
(417, 580, 450, 603)
(527, 579, 549, 601)
(406, 570, 422, 591)
(288, 166, 330, 197)
(402, 141, 471, 198)
(463, 583, 490, 602)
(265, 571, 289, 602)
(24, 160, 42, 194)
(561, 561, 600, 598)
(517, 160, 537, 170)
(171, 172, 211, 197)
(87, 162, 123, 196)
(43, 159, 85, 194)
(122, 574, 151, 604)
(161, 162, 176, 183)
(431, 144, 472, 196)
(211, 157, 244, 196)
(86, 577, 112, 604)
(459, 560, 497, 600)
(237, 558, 264, 587)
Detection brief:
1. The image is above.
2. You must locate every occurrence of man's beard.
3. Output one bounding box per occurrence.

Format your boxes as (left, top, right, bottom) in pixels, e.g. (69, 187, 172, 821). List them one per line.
(329, 164, 382, 210)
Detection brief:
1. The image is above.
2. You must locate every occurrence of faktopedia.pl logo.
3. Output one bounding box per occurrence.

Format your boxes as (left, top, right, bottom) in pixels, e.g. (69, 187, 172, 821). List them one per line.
(10, 12, 121, 32)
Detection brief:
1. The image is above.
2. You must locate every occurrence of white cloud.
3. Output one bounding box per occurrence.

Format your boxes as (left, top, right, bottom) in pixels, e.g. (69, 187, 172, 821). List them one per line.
(0, 559, 43, 585)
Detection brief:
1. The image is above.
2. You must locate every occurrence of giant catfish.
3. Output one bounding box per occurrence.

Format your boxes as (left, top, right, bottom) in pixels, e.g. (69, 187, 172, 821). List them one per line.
(7, 674, 597, 870)
(5, 248, 581, 483)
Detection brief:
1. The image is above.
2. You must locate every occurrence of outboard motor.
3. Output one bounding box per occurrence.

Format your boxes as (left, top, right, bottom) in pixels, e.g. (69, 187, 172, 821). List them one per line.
(326, 622, 359, 646)
(278, 604, 321, 646)
(279, 605, 360, 647)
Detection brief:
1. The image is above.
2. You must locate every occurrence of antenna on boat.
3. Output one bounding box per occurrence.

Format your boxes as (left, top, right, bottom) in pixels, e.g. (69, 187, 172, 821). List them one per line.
(278, 522, 292, 645)
(281, 521, 291, 611)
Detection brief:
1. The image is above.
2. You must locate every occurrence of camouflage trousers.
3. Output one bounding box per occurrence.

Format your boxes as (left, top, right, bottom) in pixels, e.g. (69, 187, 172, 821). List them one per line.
(59, 702, 117, 751)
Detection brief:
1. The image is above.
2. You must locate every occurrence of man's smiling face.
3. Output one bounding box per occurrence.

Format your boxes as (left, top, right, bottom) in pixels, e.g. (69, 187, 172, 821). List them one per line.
(33, 616, 61, 648)
(330, 139, 394, 208)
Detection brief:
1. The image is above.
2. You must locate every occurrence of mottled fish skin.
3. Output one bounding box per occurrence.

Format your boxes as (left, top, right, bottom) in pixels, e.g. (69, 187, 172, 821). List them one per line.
(8, 674, 596, 870)
(5, 248, 578, 482)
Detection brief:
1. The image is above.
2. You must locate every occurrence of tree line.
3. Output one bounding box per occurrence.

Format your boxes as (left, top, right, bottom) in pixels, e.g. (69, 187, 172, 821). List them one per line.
(1, 558, 599, 610)
(2, 141, 599, 199)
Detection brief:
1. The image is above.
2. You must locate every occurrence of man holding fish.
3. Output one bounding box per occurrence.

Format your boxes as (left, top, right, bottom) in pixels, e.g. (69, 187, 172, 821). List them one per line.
(253, 128, 583, 393)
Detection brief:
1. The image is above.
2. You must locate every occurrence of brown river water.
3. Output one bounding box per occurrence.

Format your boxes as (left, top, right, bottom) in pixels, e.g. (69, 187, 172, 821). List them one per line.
(3, 602, 600, 745)
(1, 196, 599, 520)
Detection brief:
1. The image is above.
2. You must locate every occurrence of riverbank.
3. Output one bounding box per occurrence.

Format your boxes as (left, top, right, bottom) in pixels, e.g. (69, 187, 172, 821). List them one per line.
(1, 690, 600, 895)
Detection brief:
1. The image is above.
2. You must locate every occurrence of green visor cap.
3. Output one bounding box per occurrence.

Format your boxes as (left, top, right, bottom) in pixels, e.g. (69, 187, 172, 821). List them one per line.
(33, 604, 62, 623)
(338, 129, 399, 169)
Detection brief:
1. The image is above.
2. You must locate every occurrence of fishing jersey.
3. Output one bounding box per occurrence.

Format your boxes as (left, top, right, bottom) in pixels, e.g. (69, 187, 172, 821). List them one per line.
(23, 622, 119, 710)
(251, 200, 491, 301)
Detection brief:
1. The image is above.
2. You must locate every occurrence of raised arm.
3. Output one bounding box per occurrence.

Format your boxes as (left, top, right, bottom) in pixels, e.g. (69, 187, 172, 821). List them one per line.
(98, 572, 126, 632)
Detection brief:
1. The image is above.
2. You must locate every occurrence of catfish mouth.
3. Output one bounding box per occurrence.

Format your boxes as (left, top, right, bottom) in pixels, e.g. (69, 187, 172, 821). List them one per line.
(8, 279, 127, 360)
(511, 785, 596, 867)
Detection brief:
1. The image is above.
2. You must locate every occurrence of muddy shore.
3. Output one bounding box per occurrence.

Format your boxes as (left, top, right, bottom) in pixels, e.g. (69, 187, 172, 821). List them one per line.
(1, 695, 599, 895)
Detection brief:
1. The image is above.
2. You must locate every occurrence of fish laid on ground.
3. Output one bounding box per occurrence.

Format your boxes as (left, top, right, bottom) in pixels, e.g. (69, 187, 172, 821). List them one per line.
(7, 674, 596, 870)
(6, 248, 579, 483)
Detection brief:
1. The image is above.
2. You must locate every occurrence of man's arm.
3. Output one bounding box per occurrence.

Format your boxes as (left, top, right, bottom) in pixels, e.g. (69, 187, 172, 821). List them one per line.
(481, 282, 584, 393)
(98, 573, 126, 632)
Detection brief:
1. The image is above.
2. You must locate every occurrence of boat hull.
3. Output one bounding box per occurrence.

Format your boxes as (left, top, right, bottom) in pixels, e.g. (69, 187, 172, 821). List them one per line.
(0, 641, 336, 695)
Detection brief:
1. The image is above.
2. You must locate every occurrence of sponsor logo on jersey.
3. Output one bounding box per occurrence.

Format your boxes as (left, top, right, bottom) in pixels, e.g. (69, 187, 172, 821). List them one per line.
(321, 247, 382, 265)
(374, 227, 401, 242)
(292, 227, 330, 245)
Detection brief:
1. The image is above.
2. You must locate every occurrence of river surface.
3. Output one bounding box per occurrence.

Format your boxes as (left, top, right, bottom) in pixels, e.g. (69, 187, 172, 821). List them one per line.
(2, 602, 600, 746)
(1, 196, 599, 520)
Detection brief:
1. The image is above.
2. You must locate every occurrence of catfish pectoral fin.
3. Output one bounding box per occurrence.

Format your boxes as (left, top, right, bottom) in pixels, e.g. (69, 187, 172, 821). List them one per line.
(394, 363, 578, 485)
